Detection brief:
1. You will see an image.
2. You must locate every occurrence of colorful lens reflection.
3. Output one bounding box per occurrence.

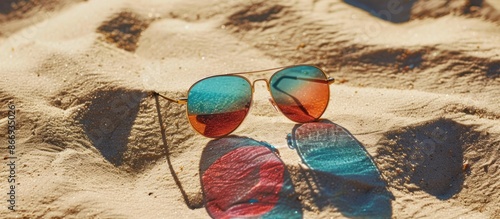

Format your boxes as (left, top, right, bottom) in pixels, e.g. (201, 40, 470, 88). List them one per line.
(187, 76, 252, 138)
(293, 123, 384, 185)
(200, 137, 302, 219)
(290, 122, 392, 218)
(270, 65, 330, 123)
(202, 146, 284, 219)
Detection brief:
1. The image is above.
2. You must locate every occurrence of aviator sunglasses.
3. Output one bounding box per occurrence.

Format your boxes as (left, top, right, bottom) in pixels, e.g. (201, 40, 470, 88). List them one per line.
(154, 65, 335, 138)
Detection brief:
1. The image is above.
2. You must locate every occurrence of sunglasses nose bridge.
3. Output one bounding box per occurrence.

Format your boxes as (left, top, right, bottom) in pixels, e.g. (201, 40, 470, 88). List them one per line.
(251, 78, 271, 92)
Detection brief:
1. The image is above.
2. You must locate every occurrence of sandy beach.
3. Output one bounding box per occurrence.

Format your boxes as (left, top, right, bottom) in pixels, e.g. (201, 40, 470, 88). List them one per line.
(0, 0, 499, 218)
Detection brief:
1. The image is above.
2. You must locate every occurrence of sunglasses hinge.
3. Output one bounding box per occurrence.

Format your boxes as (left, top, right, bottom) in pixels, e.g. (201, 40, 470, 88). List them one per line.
(327, 77, 335, 84)
(178, 98, 188, 104)
(153, 92, 188, 105)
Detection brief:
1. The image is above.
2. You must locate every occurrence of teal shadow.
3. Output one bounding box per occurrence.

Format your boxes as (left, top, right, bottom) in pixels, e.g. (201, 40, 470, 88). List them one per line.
(288, 120, 393, 218)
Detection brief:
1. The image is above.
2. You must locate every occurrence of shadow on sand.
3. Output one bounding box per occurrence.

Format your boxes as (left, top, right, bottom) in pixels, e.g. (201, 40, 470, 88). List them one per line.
(376, 118, 470, 200)
(200, 136, 303, 219)
(343, 0, 416, 23)
(287, 120, 393, 218)
(80, 89, 144, 166)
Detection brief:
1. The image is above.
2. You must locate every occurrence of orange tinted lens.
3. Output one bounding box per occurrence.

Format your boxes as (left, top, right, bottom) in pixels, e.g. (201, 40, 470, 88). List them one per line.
(269, 65, 329, 123)
(187, 76, 252, 138)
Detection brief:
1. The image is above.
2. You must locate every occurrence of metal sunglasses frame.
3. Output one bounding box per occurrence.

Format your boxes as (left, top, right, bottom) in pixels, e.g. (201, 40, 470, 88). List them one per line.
(153, 64, 335, 137)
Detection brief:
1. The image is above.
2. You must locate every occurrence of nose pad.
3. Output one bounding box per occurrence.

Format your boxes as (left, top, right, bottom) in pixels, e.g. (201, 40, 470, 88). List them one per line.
(268, 98, 279, 112)
(286, 133, 296, 149)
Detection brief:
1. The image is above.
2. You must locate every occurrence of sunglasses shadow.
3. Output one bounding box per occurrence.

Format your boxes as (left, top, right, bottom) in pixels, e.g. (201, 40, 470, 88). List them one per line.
(287, 120, 394, 218)
(200, 136, 303, 219)
(153, 94, 203, 209)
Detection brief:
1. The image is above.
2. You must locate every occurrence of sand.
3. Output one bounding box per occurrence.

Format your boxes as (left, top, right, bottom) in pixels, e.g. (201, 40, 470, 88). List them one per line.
(0, 0, 499, 218)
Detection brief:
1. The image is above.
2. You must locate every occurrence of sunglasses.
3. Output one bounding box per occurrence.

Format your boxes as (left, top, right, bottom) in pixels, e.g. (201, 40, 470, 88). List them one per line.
(154, 65, 335, 138)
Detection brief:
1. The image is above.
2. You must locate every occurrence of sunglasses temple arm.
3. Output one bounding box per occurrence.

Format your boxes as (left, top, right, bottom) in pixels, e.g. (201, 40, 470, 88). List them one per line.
(151, 92, 188, 104)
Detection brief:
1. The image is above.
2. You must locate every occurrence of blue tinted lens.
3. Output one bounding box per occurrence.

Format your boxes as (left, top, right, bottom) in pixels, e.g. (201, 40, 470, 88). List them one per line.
(187, 76, 252, 137)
